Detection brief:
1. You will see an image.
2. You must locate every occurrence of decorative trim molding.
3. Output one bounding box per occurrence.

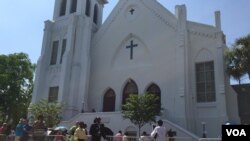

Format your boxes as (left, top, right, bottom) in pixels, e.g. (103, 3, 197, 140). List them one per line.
(188, 29, 216, 39)
(49, 65, 62, 74)
(195, 48, 213, 62)
(140, 0, 177, 31)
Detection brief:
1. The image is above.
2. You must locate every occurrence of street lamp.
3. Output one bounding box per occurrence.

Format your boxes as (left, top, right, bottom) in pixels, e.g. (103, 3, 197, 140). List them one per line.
(202, 122, 207, 138)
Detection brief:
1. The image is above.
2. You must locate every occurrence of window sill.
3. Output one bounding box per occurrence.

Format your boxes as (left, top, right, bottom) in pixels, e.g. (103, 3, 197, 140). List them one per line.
(196, 102, 217, 108)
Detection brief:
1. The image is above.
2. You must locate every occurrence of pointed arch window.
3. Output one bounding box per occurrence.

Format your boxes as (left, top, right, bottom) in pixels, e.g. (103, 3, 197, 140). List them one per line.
(93, 4, 99, 24)
(70, 0, 77, 13)
(103, 88, 116, 112)
(85, 0, 91, 17)
(122, 79, 138, 105)
(59, 0, 67, 16)
(196, 61, 215, 102)
(146, 83, 161, 111)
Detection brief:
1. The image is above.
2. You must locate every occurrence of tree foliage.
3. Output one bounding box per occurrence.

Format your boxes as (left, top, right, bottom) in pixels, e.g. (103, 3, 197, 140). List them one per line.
(121, 93, 162, 136)
(29, 99, 63, 128)
(225, 47, 245, 83)
(225, 34, 250, 83)
(0, 53, 35, 126)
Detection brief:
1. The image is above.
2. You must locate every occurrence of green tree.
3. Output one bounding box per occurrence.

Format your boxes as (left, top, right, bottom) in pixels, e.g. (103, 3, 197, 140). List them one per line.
(236, 34, 250, 79)
(225, 47, 245, 84)
(121, 93, 162, 137)
(225, 34, 250, 83)
(0, 53, 35, 126)
(29, 99, 63, 128)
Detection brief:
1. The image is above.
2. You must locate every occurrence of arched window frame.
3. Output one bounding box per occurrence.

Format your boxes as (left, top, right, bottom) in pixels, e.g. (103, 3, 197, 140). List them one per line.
(195, 61, 216, 102)
(122, 79, 138, 105)
(103, 88, 116, 112)
(145, 83, 161, 111)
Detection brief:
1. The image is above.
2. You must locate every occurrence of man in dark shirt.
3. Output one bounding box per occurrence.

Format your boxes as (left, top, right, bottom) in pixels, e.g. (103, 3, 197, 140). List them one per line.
(89, 117, 105, 141)
(21, 119, 32, 141)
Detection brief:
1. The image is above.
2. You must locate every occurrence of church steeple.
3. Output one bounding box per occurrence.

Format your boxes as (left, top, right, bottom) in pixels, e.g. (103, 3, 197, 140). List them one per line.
(53, 0, 108, 27)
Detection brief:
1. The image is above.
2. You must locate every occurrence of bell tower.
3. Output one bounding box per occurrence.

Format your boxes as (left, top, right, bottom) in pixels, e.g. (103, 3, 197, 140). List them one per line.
(31, 0, 108, 120)
(53, 0, 108, 27)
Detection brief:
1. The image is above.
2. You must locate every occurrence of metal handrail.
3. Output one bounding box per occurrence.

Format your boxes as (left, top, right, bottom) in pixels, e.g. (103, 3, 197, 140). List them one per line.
(198, 138, 222, 141)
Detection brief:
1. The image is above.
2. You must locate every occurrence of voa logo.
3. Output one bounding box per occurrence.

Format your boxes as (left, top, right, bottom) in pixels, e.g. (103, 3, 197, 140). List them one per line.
(226, 129, 246, 136)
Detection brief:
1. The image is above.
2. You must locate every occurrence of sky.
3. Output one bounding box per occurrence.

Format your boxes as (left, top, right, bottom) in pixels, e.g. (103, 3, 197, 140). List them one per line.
(0, 0, 249, 83)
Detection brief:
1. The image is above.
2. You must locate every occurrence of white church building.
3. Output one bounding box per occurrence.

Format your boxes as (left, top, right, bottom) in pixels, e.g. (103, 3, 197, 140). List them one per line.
(31, 0, 240, 139)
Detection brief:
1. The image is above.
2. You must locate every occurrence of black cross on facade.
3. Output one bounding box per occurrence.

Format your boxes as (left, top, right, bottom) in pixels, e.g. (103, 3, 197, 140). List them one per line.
(129, 8, 135, 15)
(126, 40, 138, 60)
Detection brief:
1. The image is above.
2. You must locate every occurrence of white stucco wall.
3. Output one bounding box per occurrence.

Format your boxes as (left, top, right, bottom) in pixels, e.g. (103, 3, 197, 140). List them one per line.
(32, 0, 238, 138)
(187, 21, 228, 137)
(89, 0, 188, 129)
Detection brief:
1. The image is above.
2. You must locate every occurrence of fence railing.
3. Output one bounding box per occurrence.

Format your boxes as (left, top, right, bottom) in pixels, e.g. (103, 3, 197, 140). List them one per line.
(105, 135, 195, 141)
(0, 134, 15, 141)
(198, 138, 221, 141)
(0, 134, 222, 141)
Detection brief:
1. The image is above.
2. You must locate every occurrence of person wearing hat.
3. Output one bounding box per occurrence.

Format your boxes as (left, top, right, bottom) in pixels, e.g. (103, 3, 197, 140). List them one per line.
(150, 120, 166, 141)
(0, 123, 8, 134)
(89, 117, 105, 141)
(0, 122, 8, 141)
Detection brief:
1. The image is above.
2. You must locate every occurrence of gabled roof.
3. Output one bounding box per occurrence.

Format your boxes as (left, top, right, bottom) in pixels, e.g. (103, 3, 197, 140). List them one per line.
(93, 0, 178, 46)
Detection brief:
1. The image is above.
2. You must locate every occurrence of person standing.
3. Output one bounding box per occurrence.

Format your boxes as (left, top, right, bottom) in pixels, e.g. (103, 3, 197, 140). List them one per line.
(74, 122, 87, 141)
(15, 119, 24, 141)
(140, 131, 150, 141)
(69, 121, 80, 141)
(32, 115, 47, 141)
(0, 123, 8, 141)
(122, 132, 129, 141)
(114, 131, 122, 141)
(20, 119, 32, 141)
(89, 117, 104, 141)
(150, 120, 166, 141)
(0, 123, 8, 134)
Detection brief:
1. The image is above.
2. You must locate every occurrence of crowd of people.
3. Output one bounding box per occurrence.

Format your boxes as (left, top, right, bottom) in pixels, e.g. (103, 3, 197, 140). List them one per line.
(68, 117, 114, 141)
(1, 116, 176, 141)
(111, 119, 176, 141)
(0, 115, 45, 141)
